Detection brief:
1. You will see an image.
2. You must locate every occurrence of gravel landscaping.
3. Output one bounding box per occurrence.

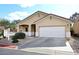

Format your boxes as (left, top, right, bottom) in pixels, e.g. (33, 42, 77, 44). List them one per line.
(69, 37, 79, 54)
(0, 37, 38, 49)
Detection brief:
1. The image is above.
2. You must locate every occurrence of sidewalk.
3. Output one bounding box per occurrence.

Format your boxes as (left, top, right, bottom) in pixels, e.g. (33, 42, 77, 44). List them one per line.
(20, 41, 74, 55)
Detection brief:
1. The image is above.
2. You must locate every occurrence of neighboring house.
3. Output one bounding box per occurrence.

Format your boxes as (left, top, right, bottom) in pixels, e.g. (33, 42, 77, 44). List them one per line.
(69, 12, 79, 35)
(73, 19, 79, 34)
(16, 11, 72, 38)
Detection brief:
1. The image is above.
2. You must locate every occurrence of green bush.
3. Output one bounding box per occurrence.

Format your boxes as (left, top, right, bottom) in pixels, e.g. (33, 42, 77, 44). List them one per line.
(11, 32, 25, 43)
(12, 39, 19, 43)
(12, 36, 19, 43)
(12, 36, 17, 40)
(14, 32, 25, 39)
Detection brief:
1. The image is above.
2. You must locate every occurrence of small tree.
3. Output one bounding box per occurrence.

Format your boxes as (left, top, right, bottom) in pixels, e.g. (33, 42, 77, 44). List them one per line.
(0, 18, 10, 28)
(9, 20, 21, 32)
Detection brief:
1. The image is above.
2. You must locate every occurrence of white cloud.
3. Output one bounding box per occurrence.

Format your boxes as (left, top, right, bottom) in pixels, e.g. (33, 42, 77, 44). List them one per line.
(5, 11, 30, 21)
(0, 0, 79, 7)
(18, 0, 79, 8)
(19, 4, 35, 8)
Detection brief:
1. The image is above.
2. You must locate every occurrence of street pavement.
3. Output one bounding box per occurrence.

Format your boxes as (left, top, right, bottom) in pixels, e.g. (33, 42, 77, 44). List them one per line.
(0, 48, 46, 55)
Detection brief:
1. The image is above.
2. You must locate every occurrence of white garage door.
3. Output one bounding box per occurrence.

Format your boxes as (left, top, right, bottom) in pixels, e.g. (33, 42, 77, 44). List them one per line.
(39, 27, 65, 37)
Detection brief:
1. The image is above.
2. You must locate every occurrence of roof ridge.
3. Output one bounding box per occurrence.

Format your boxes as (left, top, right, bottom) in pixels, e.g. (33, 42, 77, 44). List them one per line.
(17, 11, 48, 24)
(17, 11, 72, 24)
(36, 11, 71, 21)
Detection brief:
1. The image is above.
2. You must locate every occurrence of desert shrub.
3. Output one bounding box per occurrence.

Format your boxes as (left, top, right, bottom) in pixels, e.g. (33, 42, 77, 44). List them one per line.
(11, 32, 25, 43)
(12, 36, 17, 40)
(12, 36, 19, 43)
(14, 32, 25, 39)
(12, 39, 19, 43)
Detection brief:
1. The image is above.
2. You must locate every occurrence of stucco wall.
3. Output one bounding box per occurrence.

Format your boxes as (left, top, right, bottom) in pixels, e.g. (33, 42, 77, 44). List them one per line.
(35, 15, 71, 37)
(17, 11, 47, 25)
(16, 11, 47, 32)
(73, 21, 79, 34)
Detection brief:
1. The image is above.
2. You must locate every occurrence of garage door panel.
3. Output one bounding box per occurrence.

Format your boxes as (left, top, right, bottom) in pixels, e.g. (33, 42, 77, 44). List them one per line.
(39, 27, 65, 37)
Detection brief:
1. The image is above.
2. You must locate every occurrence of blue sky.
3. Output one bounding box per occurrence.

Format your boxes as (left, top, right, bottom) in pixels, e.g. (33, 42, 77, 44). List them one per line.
(0, 4, 79, 21)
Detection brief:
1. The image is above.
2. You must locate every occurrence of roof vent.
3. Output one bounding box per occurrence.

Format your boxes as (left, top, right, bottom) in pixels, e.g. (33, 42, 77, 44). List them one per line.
(50, 16, 52, 20)
(38, 13, 40, 17)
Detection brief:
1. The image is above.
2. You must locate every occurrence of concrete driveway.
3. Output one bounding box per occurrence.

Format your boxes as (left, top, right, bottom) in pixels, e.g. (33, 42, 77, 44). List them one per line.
(19, 37, 66, 48)
(19, 37, 74, 55)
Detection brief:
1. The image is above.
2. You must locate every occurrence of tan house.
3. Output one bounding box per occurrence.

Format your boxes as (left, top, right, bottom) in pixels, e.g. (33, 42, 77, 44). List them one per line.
(16, 11, 72, 38)
(73, 19, 79, 34)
